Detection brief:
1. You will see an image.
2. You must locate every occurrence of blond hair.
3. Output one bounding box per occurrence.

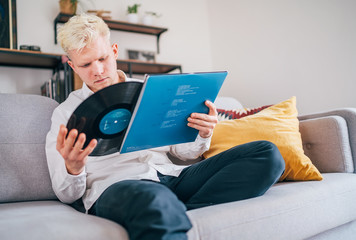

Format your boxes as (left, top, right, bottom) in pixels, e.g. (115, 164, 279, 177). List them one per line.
(57, 14, 110, 55)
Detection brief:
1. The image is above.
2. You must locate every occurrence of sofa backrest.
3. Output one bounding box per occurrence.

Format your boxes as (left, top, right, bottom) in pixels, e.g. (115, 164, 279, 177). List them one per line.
(299, 108, 356, 174)
(0, 94, 59, 203)
(214, 96, 243, 110)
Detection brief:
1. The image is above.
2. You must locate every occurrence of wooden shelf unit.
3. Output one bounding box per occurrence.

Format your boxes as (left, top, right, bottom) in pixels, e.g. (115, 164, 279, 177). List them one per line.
(0, 48, 182, 100)
(0, 48, 62, 69)
(1, 14, 182, 102)
(117, 59, 182, 77)
(0, 48, 181, 76)
(54, 13, 168, 53)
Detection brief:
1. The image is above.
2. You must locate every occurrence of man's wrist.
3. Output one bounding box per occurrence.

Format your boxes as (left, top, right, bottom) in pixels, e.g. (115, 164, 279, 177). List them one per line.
(66, 166, 85, 176)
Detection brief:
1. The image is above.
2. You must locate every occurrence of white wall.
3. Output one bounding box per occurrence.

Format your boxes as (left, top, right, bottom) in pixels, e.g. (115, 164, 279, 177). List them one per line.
(207, 0, 356, 114)
(0, 0, 213, 93)
(1, 0, 355, 115)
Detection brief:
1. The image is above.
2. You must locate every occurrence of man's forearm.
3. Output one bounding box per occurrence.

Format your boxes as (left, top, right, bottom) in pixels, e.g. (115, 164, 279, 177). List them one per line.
(51, 168, 86, 204)
(170, 135, 211, 161)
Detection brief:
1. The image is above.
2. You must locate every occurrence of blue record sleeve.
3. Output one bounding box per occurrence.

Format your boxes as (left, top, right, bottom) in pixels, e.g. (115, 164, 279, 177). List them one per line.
(120, 71, 228, 153)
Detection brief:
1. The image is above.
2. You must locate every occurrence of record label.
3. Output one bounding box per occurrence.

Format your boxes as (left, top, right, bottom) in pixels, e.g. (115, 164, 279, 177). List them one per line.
(99, 108, 131, 135)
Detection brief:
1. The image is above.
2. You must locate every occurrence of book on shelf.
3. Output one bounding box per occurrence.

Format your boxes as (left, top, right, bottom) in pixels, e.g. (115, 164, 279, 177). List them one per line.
(41, 70, 66, 102)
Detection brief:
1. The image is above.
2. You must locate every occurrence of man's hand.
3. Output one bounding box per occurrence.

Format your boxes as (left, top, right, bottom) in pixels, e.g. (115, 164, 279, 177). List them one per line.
(187, 100, 218, 138)
(56, 124, 97, 175)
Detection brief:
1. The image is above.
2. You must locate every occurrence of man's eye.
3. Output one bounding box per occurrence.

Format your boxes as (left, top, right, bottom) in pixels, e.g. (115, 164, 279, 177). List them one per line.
(99, 57, 106, 61)
(81, 63, 90, 68)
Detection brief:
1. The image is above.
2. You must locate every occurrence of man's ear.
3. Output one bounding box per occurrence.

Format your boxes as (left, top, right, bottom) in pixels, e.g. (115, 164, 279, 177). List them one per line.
(112, 43, 119, 59)
(67, 60, 77, 73)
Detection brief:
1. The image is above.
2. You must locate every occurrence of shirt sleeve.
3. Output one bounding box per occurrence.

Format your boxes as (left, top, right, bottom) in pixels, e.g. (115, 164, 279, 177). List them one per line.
(169, 134, 211, 161)
(45, 106, 87, 204)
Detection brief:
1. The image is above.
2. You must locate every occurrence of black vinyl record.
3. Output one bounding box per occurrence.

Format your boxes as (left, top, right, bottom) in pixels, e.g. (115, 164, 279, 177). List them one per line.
(66, 82, 143, 156)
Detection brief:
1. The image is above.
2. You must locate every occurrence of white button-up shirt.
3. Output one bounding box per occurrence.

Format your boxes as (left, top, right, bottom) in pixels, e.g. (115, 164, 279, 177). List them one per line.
(45, 72, 211, 211)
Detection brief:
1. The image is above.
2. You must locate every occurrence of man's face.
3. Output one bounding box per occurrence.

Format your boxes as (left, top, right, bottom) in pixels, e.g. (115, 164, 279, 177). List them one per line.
(67, 35, 119, 92)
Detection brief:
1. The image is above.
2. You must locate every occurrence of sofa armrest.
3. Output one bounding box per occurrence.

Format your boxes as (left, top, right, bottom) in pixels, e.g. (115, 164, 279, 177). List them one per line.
(299, 108, 356, 168)
(299, 115, 353, 173)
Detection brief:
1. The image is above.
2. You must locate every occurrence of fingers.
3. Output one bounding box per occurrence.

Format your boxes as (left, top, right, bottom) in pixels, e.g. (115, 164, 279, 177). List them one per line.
(206, 100, 217, 116)
(57, 125, 96, 154)
(80, 139, 98, 159)
(68, 133, 90, 159)
(64, 133, 93, 175)
(189, 100, 218, 125)
(71, 132, 86, 153)
(56, 124, 68, 151)
(55, 124, 97, 175)
(63, 129, 79, 156)
(187, 115, 216, 134)
(190, 100, 217, 120)
(57, 124, 68, 143)
(188, 113, 217, 127)
(188, 100, 218, 138)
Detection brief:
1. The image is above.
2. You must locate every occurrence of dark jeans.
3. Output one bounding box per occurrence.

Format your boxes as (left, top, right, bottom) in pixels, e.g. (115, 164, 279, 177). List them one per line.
(89, 140, 285, 240)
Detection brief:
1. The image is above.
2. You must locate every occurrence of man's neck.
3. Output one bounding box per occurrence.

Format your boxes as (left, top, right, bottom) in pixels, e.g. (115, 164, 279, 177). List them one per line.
(117, 70, 126, 83)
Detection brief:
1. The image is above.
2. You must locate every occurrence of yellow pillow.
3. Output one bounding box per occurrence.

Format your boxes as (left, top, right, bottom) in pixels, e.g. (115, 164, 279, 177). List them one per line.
(204, 96, 323, 181)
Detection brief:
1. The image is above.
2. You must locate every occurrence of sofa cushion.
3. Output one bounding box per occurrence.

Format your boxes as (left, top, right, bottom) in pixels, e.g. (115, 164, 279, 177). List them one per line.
(308, 220, 356, 240)
(204, 96, 323, 181)
(187, 173, 356, 240)
(0, 201, 128, 240)
(299, 116, 354, 173)
(0, 94, 59, 203)
(298, 108, 356, 173)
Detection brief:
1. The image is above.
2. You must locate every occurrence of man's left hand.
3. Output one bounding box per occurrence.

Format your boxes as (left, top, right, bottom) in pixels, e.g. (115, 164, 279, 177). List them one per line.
(187, 100, 218, 138)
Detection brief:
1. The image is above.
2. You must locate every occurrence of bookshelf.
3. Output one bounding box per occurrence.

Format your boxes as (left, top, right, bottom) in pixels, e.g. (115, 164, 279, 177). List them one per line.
(0, 48, 182, 102)
(0, 48, 181, 78)
(0, 48, 70, 102)
(1, 14, 181, 102)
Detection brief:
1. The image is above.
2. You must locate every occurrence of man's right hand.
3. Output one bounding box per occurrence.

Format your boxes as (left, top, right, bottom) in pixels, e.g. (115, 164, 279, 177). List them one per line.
(56, 124, 97, 175)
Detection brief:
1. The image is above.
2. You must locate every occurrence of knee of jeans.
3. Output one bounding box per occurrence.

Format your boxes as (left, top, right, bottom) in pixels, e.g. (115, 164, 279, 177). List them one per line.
(96, 181, 186, 219)
(261, 141, 285, 177)
(134, 182, 186, 211)
(249, 141, 284, 173)
(112, 181, 185, 211)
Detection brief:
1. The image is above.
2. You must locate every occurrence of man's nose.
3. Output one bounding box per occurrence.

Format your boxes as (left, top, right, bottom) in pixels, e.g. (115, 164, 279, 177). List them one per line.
(92, 61, 104, 75)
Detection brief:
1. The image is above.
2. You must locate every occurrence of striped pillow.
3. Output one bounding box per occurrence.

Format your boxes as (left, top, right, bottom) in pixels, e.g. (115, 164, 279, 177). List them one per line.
(217, 105, 272, 121)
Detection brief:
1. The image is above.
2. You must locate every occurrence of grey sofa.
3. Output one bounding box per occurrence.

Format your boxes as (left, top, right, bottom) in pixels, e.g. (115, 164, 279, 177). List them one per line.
(1, 93, 356, 240)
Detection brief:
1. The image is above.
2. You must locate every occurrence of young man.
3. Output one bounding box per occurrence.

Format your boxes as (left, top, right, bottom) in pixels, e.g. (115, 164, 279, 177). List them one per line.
(46, 14, 285, 240)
